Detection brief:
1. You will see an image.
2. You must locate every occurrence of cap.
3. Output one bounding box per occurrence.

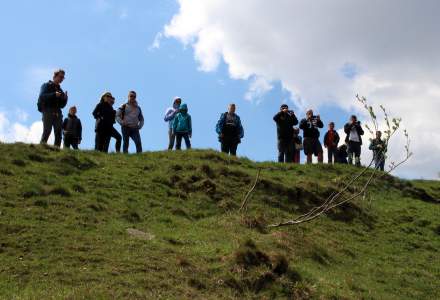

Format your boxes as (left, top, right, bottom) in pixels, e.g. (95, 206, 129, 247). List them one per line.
(280, 104, 289, 110)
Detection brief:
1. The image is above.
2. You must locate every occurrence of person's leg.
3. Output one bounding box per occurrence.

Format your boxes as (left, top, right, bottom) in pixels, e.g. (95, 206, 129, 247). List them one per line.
(53, 113, 63, 147)
(102, 133, 111, 153)
(354, 143, 361, 167)
(221, 141, 229, 154)
(95, 132, 100, 151)
(285, 141, 294, 163)
(63, 135, 71, 149)
(183, 133, 191, 149)
(230, 142, 238, 156)
(40, 112, 53, 144)
(122, 126, 130, 153)
(168, 129, 176, 150)
(347, 142, 354, 165)
(175, 133, 183, 150)
(130, 128, 142, 153)
(71, 142, 79, 150)
(111, 127, 122, 153)
(278, 140, 286, 163)
(380, 159, 385, 171)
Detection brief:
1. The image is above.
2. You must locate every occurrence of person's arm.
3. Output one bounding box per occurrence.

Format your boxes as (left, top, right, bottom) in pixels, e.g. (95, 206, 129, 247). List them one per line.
(335, 132, 340, 145)
(78, 119, 82, 141)
(317, 119, 324, 128)
(215, 113, 225, 135)
(238, 116, 244, 139)
(59, 88, 68, 108)
(323, 132, 329, 147)
(115, 107, 123, 125)
(291, 113, 299, 126)
(299, 119, 306, 130)
(344, 123, 351, 134)
(358, 123, 364, 135)
(38, 83, 56, 102)
(138, 107, 144, 129)
(173, 114, 178, 133)
(62, 118, 68, 131)
(273, 112, 281, 123)
(92, 104, 100, 119)
(164, 108, 176, 122)
(369, 140, 376, 151)
(188, 115, 192, 137)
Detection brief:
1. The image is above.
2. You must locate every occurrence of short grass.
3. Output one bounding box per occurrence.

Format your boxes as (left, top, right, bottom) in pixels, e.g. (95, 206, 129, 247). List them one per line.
(0, 143, 439, 299)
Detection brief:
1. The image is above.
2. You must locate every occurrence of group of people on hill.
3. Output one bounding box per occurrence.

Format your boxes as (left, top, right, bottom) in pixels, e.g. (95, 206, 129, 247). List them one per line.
(37, 69, 387, 170)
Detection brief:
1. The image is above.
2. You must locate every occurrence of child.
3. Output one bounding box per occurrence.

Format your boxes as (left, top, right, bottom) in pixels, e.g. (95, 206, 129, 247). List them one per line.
(62, 106, 82, 149)
(323, 122, 340, 164)
(336, 144, 348, 164)
(292, 127, 302, 164)
(172, 103, 192, 150)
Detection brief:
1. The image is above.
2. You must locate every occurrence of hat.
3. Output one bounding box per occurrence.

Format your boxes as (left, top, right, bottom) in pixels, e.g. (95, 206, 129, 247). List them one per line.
(280, 104, 289, 110)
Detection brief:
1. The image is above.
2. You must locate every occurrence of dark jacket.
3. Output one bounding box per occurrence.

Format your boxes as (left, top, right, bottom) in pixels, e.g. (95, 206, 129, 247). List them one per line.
(216, 112, 244, 142)
(369, 138, 387, 159)
(273, 111, 298, 140)
(37, 81, 67, 112)
(336, 144, 348, 164)
(93, 102, 116, 133)
(62, 114, 82, 140)
(324, 130, 340, 148)
(344, 122, 364, 145)
(299, 117, 324, 139)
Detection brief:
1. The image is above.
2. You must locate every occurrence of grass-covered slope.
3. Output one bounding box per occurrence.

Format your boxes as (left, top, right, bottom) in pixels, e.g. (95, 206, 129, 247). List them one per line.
(0, 143, 439, 299)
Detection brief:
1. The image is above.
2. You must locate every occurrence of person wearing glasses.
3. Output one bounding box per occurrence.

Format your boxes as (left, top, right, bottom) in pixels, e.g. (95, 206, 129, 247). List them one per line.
(116, 91, 144, 153)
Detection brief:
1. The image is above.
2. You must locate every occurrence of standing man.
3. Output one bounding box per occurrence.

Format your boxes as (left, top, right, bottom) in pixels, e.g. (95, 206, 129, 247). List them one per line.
(344, 115, 364, 167)
(299, 109, 324, 164)
(116, 91, 144, 153)
(323, 122, 340, 164)
(164, 97, 182, 150)
(369, 131, 387, 171)
(215, 103, 244, 156)
(273, 104, 298, 163)
(62, 106, 82, 150)
(38, 69, 68, 147)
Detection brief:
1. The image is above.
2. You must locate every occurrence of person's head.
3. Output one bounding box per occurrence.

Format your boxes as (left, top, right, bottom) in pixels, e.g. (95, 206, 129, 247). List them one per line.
(179, 103, 188, 113)
(128, 91, 137, 104)
(350, 115, 357, 123)
(53, 69, 65, 85)
(228, 103, 236, 114)
(306, 109, 314, 119)
(173, 97, 182, 107)
(376, 131, 382, 139)
(329, 122, 335, 130)
(69, 106, 77, 116)
(280, 104, 289, 113)
(100, 92, 114, 104)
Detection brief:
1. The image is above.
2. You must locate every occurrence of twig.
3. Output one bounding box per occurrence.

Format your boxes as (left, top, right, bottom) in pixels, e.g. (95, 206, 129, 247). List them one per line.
(239, 168, 261, 212)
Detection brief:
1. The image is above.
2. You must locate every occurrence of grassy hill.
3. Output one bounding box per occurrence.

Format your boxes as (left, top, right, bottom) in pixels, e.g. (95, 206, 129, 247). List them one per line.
(0, 143, 439, 299)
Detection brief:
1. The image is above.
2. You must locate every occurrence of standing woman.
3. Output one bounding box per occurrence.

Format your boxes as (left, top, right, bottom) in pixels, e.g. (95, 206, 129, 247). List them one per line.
(215, 103, 244, 156)
(93, 92, 117, 153)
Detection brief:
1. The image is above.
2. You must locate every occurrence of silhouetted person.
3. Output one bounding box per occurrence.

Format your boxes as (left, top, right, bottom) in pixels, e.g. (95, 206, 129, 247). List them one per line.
(324, 122, 340, 164)
(216, 103, 244, 156)
(164, 97, 182, 150)
(62, 106, 82, 150)
(299, 109, 324, 163)
(273, 104, 298, 163)
(344, 115, 364, 166)
(369, 131, 387, 171)
(93, 92, 117, 153)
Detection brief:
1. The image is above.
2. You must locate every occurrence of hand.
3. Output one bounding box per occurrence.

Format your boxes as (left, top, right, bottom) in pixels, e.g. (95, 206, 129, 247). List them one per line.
(55, 91, 63, 98)
(64, 91, 68, 100)
(317, 115, 321, 120)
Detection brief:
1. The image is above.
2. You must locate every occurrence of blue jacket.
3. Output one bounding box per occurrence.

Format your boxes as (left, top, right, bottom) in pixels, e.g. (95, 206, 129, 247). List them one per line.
(215, 112, 244, 139)
(173, 104, 192, 134)
(37, 81, 67, 112)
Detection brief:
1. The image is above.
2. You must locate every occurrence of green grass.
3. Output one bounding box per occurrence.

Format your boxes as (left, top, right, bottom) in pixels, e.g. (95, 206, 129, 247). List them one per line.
(0, 142, 439, 299)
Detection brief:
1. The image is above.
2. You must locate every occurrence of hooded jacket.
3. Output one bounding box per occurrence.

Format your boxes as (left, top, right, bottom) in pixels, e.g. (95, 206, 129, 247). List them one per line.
(216, 112, 244, 141)
(164, 103, 180, 129)
(273, 111, 298, 140)
(62, 114, 82, 140)
(173, 104, 192, 134)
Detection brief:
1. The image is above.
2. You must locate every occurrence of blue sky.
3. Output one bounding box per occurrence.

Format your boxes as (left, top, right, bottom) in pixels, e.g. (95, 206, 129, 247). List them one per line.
(0, 0, 351, 162)
(1, 1, 437, 180)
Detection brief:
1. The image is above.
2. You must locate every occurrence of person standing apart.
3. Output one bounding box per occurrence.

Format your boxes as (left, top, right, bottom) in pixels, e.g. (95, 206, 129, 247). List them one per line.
(369, 131, 387, 171)
(344, 115, 364, 167)
(299, 109, 324, 164)
(323, 122, 340, 164)
(173, 103, 192, 150)
(38, 69, 68, 147)
(93, 92, 117, 153)
(62, 106, 82, 150)
(164, 97, 182, 150)
(116, 91, 144, 153)
(215, 103, 244, 156)
(273, 104, 298, 163)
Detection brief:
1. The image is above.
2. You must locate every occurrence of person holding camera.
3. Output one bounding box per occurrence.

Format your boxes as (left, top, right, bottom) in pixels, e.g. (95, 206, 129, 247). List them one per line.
(344, 115, 364, 167)
(273, 104, 298, 163)
(37, 69, 68, 147)
(369, 131, 387, 171)
(216, 103, 244, 156)
(164, 97, 182, 150)
(299, 109, 324, 164)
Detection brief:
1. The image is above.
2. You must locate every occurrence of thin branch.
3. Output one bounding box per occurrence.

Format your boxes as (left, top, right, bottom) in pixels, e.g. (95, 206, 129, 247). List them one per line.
(239, 168, 261, 212)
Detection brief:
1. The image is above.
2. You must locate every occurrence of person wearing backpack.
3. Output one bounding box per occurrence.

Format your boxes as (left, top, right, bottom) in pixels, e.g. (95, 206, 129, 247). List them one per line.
(37, 69, 68, 147)
(369, 131, 387, 171)
(273, 104, 298, 163)
(323, 122, 340, 164)
(116, 91, 144, 153)
(173, 103, 192, 150)
(164, 97, 182, 150)
(93, 92, 117, 152)
(215, 103, 244, 156)
(62, 106, 82, 150)
(344, 115, 364, 167)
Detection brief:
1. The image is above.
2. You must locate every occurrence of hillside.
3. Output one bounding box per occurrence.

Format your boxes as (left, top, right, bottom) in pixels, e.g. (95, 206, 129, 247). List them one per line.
(0, 143, 439, 299)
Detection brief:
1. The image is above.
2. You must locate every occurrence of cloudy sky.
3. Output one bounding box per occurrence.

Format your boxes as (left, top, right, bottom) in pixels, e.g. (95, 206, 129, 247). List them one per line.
(0, 0, 439, 179)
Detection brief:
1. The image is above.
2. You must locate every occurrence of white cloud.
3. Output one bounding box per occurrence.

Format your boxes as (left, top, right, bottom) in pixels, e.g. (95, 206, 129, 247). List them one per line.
(244, 76, 273, 103)
(0, 111, 48, 144)
(148, 32, 163, 51)
(164, 0, 440, 179)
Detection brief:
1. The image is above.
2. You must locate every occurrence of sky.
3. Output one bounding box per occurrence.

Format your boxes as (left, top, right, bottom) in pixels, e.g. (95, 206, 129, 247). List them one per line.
(0, 0, 439, 179)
